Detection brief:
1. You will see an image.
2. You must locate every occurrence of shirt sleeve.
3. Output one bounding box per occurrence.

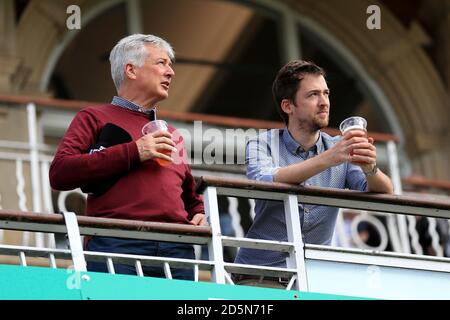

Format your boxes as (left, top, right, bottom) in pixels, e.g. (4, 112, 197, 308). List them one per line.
(345, 162, 368, 191)
(246, 134, 281, 182)
(49, 109, 140, 191)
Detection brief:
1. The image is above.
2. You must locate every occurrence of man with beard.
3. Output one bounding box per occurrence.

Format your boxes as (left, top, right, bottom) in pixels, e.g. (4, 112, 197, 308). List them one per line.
(234, 60, 393, 288)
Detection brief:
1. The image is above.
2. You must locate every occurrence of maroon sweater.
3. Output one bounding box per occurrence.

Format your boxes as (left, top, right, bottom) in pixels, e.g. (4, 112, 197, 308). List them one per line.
(49, 104, 204, 224)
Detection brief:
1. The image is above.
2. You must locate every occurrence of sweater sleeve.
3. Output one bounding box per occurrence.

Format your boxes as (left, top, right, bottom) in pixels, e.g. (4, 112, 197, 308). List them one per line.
(49, 109, 141, 191)
(181, 167, 205, 220)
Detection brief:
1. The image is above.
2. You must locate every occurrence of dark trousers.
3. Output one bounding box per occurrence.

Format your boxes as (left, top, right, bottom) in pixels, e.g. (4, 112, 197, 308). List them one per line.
(86, 236, 195, 280)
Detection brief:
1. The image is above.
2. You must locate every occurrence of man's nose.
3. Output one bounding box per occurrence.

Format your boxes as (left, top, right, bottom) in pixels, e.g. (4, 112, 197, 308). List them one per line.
(319, 93, 329, 105)
(167, 65, 175, 77)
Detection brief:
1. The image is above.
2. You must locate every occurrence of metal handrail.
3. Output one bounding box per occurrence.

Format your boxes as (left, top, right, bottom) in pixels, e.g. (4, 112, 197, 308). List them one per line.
(0, 210, 212, 244)
(196, 176, 450, 217)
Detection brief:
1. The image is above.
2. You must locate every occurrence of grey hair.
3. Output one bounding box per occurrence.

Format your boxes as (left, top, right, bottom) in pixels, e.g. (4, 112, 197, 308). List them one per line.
(109, 34, 175, 91)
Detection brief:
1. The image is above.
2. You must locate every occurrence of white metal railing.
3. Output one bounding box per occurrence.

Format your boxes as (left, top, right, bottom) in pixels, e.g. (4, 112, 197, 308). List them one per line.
(0, 210, 214, 283)
(1, 176, 450, 298)
(197, 176, 450, 297)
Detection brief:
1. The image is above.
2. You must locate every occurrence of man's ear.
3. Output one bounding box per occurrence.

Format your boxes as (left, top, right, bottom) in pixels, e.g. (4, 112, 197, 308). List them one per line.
(280, 99, 293, 116)
(124, 63, 137, 80)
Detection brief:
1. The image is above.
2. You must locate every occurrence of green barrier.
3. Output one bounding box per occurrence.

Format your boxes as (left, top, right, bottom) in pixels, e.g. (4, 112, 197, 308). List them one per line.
(0, 264, 365, 300)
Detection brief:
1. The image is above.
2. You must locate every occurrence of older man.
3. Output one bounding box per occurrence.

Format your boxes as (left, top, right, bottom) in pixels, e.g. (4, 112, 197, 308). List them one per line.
(50, 34, 205, 280)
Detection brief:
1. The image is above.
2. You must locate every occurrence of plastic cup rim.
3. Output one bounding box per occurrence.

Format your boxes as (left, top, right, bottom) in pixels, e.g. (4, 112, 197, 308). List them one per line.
(339, 116, 367, 134)
(142, 119, 168, 135)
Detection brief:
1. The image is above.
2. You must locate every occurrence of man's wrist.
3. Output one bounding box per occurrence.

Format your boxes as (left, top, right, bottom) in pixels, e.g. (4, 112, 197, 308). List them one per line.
(364, 164, 378, 176)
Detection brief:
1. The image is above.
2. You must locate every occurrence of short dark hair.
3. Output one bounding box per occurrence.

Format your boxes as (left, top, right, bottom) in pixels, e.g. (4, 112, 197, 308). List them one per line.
(272, 60, 326, 124)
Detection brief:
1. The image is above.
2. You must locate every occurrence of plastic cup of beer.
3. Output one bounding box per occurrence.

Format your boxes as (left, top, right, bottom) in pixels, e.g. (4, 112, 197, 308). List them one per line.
(339, 116, 367, 136)
(339, 116, 368, 161)
(141, 120, 171, 166)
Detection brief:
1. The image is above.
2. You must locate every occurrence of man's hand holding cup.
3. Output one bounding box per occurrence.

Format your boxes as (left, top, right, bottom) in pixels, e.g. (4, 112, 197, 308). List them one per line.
(340, 116, 377, 174)
(137, 119, 177, 166)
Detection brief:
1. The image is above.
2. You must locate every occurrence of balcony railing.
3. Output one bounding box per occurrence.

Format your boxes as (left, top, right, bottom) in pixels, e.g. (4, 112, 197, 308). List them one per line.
(1, 176, 450, 299)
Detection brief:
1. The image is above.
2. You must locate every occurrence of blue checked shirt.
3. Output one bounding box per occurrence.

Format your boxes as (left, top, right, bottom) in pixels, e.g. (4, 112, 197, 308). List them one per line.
(235, 128, 368, 267)
(111, 96, 152, 115)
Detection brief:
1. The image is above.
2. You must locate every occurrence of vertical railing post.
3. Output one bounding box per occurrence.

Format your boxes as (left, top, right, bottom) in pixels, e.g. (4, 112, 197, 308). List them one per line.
(285, 194, 308, 291)
(26, 103, 44, 247)
(16, 159, 30, 246)
(40, 160, 56, 248)
(203, 186, 226, 284)
(62, 211, 87, 272)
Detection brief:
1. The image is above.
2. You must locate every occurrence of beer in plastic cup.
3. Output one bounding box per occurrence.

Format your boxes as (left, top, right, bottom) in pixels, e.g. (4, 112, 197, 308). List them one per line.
(141, 120, 171, 166)
(339, 116, 367, 136)
(339, 116, 368, 162)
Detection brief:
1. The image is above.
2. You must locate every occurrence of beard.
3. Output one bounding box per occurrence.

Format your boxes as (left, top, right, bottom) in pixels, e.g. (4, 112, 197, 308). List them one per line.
(297, 116, 328, 133)
(311, 114, 329, 131)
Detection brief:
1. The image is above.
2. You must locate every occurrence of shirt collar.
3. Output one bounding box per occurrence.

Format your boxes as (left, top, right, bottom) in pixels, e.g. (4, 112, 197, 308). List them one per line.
(281, 128, 324, 156)
(111, 96, 153, 115)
